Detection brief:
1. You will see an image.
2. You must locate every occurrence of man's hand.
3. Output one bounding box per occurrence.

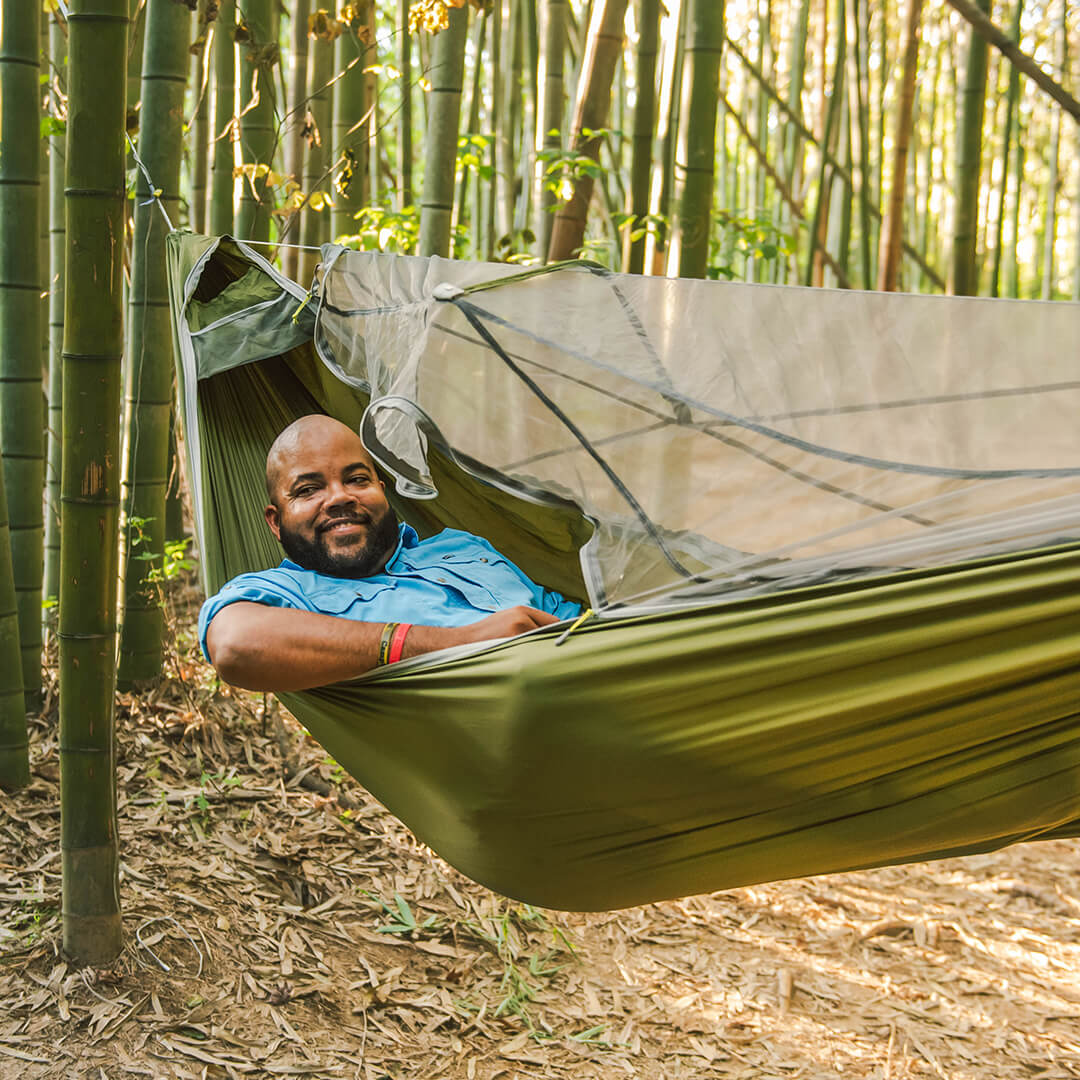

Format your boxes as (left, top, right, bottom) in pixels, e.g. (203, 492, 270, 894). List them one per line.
(207, 602, 563, 692)
(455, 606, 561, 645)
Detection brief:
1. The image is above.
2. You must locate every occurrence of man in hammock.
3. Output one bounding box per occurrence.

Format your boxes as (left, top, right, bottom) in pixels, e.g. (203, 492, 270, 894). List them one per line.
(200, 414, 582, 691)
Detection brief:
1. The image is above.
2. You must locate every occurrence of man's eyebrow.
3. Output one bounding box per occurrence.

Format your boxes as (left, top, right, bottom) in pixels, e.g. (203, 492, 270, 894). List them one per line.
(344, 461, 373, 474)
(288, 471, 325, 489)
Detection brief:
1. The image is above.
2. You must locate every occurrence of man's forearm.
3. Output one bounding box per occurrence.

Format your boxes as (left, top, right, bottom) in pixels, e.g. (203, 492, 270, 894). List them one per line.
(206, 602, 465, 691)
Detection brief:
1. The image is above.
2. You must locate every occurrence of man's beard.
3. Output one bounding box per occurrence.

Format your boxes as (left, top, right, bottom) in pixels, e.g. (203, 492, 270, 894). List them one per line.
(278, 504, 400, 578)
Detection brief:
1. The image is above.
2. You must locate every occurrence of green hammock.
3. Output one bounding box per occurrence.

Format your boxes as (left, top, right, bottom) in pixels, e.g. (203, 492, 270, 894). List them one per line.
(168, 233, 1080, 911)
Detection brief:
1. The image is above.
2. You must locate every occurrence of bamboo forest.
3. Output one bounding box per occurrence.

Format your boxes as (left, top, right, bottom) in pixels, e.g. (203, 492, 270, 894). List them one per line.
(2, 0, 1080, 1075)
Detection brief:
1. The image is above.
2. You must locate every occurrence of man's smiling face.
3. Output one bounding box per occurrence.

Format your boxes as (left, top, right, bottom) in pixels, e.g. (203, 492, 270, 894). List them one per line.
(264, 416, 400, 579)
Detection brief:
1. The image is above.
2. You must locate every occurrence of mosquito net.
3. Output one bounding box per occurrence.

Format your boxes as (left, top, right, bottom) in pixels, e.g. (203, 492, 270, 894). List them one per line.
(313, 249, 1080, 611)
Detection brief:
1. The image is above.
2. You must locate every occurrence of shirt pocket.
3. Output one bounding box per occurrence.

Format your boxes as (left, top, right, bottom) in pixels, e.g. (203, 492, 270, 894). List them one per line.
(415, 555, 529, 612)
(306, 580, 393, 616)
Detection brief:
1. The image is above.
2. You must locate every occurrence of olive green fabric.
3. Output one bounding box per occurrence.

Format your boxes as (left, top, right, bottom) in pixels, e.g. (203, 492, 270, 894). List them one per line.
(291, 544, 1080, 910)
(168, 233, 1080, 910)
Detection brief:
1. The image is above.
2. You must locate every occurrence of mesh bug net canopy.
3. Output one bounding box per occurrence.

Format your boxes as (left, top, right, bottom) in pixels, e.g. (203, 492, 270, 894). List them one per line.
(313, 247, 1080, 611)
(169, 233, 1080, 910)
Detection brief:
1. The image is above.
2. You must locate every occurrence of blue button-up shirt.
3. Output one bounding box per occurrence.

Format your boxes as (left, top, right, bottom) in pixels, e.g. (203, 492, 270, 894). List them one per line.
(198, 524, 582, 661)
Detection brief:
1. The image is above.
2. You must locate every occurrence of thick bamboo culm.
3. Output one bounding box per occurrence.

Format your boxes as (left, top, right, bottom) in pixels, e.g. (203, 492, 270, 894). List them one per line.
(534, 0, 568, 258)
(0, 9, 29, 782)
(669, 0, 725, 278)
(235, 0, 275, 242)
(332, 3, 375, 240)
(951, 0, 990, 296)
(625, 0, 659, 274)
(547, 0, 629, 262)
(60, 0, 128, 967)
(118, 0, 190, 688)
(0, 1, 44, 705)
(0, 457, 26, 791)
(418, 6, 469, 257)
(209, 0, 236, 236)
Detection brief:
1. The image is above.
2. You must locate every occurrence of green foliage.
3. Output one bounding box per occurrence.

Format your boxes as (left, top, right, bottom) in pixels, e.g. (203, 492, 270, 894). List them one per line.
(613, 211, 668, 246)
(709, 210, 798, 280)
(536, 145, 605, 203)
(127, 517, 194, 587)
(457, 133, 495, 182)
(2, 898, 60, 955)
(40, 115, 65, 139)
(494, 227, 538, 265)
(337, 205, 420, 254)
(374, 891, 442, 936)
(457, 902, 577, 1028)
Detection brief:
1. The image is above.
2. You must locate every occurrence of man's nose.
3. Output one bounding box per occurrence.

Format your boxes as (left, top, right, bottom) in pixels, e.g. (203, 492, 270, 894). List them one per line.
(322, 480, 358, 508)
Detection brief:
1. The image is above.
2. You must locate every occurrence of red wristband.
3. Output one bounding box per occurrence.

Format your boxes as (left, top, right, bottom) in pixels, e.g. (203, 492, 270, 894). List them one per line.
(388, 622, 412, 664)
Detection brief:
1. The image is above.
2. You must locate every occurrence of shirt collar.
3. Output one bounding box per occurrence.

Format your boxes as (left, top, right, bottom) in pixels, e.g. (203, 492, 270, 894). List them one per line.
(279, 522, 419, 576)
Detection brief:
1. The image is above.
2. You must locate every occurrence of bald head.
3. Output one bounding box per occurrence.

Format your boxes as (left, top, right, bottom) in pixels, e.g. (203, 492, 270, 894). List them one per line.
(262, 414, 398, 577)
(265, 415, 374, 504)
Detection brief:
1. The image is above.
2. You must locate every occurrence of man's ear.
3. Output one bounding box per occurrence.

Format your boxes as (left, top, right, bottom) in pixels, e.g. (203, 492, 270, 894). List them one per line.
(265, 503, 281, 540)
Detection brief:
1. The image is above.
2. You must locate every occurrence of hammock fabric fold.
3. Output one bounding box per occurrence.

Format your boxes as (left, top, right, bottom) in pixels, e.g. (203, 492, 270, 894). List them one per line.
(168, 233, 1080, 911)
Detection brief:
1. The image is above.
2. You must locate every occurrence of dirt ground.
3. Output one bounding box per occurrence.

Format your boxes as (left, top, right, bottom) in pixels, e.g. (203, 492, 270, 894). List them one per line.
(3, 609, 1080, 1079)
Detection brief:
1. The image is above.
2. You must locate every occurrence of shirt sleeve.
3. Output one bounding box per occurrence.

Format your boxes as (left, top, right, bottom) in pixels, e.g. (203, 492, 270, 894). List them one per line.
(198, 572, 305, 662)
(462, 531, 584, 622)
(535, 585, 585, 621)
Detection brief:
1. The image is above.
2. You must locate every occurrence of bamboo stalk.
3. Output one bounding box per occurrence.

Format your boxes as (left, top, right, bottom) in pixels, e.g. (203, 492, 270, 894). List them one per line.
(283, 0, 312, 277)
(1040, 0, 1066, 300)
(418, 6, 469, 257)
(497, 0, 518, 243)
(488, 1, 503, 256)
(44, 13, 66, 611)
(668, 0, 724, 278)
(515, 0, 539, 233)
(190, 13, 210, 234)
(1006, 116, 1024, 298)
(548, 0, 630, 261)
(917, 33, 941, 292)
(0, 0, 44, 704)
(850, 0, 872, 286)
(299, 21, 335, 284)
(625, 0, 659, 273)
(332, 1, 375, 239)
(209, 0, 236, 235)
(118, 0, 190, 688)
(398, 0, 413, 207)
(950, 0, 989, 295)
(803, 0, 846, 287)
(0, 5, 34, 773)
(535, 0, 569, 257)
(60, 0, 128, 967)
(0, 453, 26, 790)
(39, 10, 51, 477)
(235, 0, 276, 242)
(988, 0, 1022, 298)
(456, 14, 486, 241)
(644, 0, 683, 271)
(877, 0, 922, 290)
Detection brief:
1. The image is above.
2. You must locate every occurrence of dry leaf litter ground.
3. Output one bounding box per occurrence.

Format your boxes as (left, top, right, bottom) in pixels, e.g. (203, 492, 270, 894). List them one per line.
(2, 578, 1080, 1079)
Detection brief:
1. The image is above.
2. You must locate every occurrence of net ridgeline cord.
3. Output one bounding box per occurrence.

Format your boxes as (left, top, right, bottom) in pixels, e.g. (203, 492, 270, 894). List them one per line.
(451, 297, 704, 584)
